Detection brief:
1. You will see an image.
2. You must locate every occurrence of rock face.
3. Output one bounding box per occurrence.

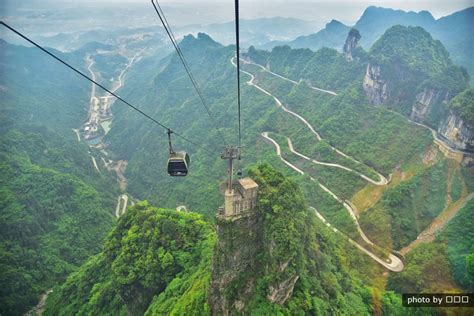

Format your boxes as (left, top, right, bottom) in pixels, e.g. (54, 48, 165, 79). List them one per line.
(343, 28, 361, 61)
(209, 211, 262, 315)
(267, 275, 299, 305)
(363, 64, 388, 105)
(438, 111, 474, 152)
(410, 88, 449, 122)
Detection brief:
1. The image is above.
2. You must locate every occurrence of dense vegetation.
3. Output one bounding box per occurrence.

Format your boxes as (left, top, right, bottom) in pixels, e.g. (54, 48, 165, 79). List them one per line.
(45, 203, 214, 315)
(247, 43, 367, 91)
(385, 200, 474, 314)
(238, 164, 374, 314)
(2, 9, 472, 314)
(45, 164, 380, 315)
(360, 159, 450, 250)
(441, 200, 474, 291)
(0, 128, 116, 315)
(447, 87, 474, 127)
(0, 40, 119, 315)
(368, 25, 469, 120)
(389, 243, 456, 293)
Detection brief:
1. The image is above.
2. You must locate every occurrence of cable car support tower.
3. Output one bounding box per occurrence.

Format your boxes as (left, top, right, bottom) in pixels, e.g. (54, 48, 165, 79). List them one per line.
(218, 0, 258, 218)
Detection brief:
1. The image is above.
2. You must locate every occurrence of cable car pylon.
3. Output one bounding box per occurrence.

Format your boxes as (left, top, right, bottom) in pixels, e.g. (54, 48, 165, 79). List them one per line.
(221, 146, 239, 192)
(220, 0, 242, 192)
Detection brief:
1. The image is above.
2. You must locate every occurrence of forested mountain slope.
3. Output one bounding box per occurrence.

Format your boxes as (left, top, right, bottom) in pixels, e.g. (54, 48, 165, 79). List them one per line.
(45, 165, 382, 315)
(0, 131, 115, 315)
(105, 28, 438, 215)
(44, 202, 214, 315)
(365, 26, 469, 124)
(262, 6, 473, 77)
(249, 25, 469, 138)
(2, 10, 473, 315)
(0, 40, 119, 315)
(94, 23, 472, 304)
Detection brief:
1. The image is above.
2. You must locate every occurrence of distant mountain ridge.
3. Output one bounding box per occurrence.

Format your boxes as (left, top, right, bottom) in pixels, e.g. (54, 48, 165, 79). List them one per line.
(178, 17, 318, 48)
(354, 6, 436, 46)
(261, 19, 351, 51)
(260, 6, 474, 77)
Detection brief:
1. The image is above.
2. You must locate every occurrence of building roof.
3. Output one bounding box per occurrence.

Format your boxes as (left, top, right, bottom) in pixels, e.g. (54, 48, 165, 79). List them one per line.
(238, 177, 258, 190)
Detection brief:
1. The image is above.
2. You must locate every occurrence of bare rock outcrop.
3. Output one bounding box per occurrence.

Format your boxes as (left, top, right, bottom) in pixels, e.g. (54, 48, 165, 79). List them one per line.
(363, 64, 388, 105)
(209, 211, 261, 315)
(343, 28, 361, 61)
(267, 275, 299, 305)
(410, 88, 449, 122)
(438, 111, 474, 152)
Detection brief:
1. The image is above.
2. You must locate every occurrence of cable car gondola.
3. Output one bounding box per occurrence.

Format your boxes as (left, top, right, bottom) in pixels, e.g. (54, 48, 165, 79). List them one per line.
(167, 130, 190, 176)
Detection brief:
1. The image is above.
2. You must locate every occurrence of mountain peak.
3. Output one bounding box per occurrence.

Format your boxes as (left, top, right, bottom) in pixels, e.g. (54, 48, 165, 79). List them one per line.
(197, 32, 214, 42)
(362, 6, 389, 15)
(418, 10, 434, 19)
(180, 32, 221, 48)
(367, 24, 469, 102)
(370, 25, 440, 59)
(325, 19, 345, 30)
(343, 28, 361, 61)
(358, 6, 435, 23)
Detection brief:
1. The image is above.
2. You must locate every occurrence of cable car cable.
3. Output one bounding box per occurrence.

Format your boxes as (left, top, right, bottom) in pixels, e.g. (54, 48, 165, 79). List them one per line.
(234, 0, 242, 151)
(0, 21, 216, 158)
(152, 0, 228, 147)
(151, 0, 228, 147)
(234, 0, 243, 178)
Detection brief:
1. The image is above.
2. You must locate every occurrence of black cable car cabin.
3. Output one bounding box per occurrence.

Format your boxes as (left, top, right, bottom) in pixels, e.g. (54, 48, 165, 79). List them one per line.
(166, 129, 190, 176)
(167, 151, 190, 176)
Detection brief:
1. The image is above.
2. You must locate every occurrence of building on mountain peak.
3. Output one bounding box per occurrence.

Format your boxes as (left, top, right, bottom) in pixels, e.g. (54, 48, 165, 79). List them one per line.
(219, 177, 258, 218)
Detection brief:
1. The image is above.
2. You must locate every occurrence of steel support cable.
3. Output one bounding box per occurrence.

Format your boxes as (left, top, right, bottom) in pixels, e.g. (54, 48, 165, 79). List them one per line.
(154, 1, 185, 61)
(0, 21, 216, 158)
(154, 0, 193, 85)
(151, 0, 228, 148)
(233, 0, 243, 179)
(152, 0, 227, 147)
(234, 0, 242, 151)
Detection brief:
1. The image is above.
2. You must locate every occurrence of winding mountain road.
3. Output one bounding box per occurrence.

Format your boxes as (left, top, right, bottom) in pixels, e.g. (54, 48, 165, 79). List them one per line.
(386, 108, 472, 157)
(232, 56, 404, 270)
(234, 54, 473, 272)
(287, 137, 387, 186)
(310, 207, 403, 272)
(233, 57, 387, 183)
(241, 59, 338, 96)
(262, 132, 403, 272)
(249, 57, 472, 159)
(115, 194, 128, 218)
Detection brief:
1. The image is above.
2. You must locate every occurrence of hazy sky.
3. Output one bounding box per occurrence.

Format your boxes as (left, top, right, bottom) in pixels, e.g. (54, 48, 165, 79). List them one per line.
(4, 0, 472, 20)
(1, 0, 472, 36)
